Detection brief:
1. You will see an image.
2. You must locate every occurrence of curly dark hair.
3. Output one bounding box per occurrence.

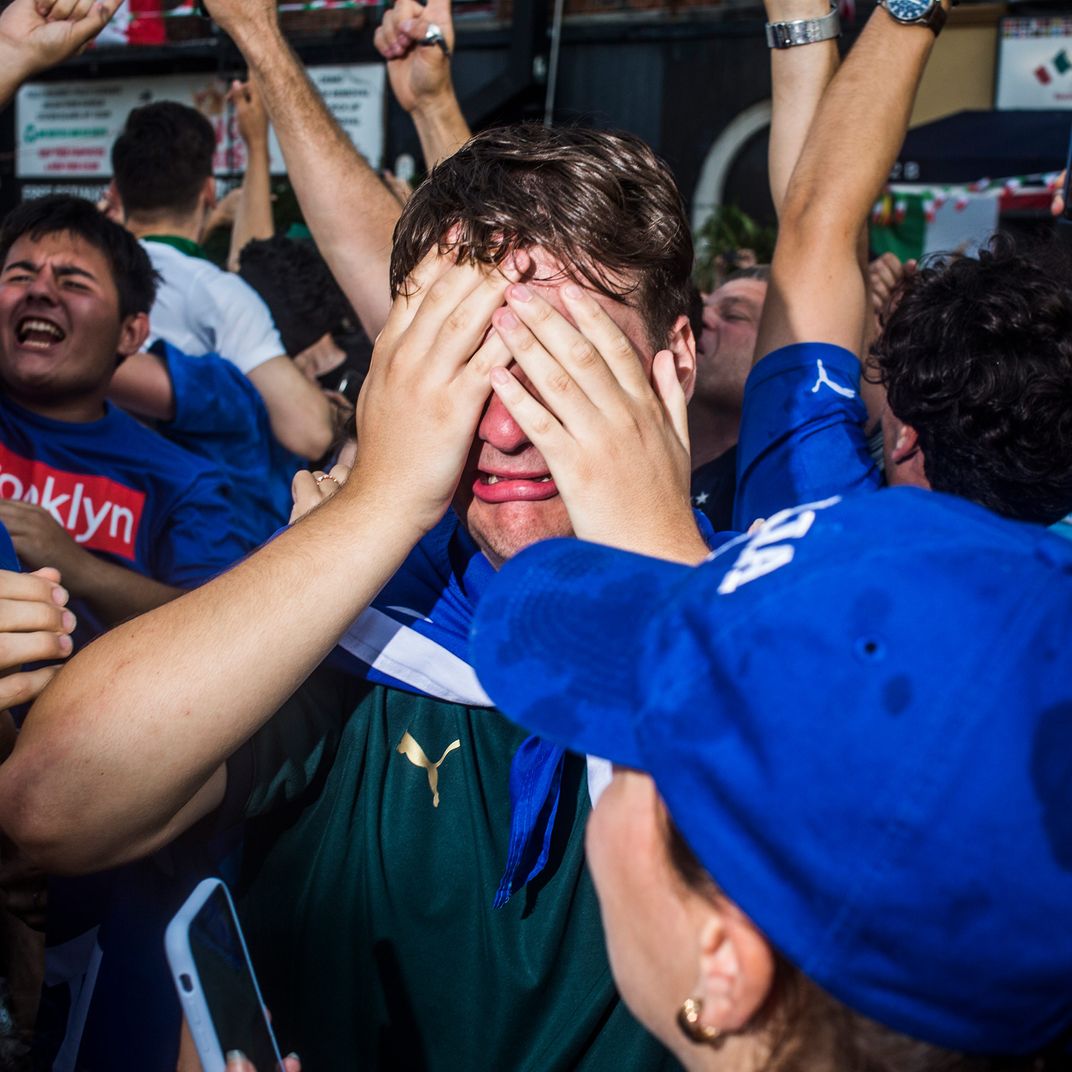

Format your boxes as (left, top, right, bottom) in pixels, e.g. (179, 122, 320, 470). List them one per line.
(238, 236, 356, 357)
(0, 195, 157, 319)
(390, 124, 693, 352)
(871, 233, 1072, 525)
(112, 101, 215, 217)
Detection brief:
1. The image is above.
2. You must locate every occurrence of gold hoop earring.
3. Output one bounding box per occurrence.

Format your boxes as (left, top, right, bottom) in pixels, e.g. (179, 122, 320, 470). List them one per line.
(676, 996, 723, 1047)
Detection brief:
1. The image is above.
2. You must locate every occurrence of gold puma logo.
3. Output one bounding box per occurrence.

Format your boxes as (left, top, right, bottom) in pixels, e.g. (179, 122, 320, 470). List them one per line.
(396, 731, 461, 808)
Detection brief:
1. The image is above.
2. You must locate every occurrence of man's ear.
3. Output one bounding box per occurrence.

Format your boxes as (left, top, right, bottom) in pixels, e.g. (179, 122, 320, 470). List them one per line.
(201, 175, 218, 210)
(889, 421, 919, 464)
(885, 418, 931, 490)
(106, 180, 124, 222)
(691, 907, 774, 1035)
(117, 312, 151, 359)
(664, 313, 697, 402)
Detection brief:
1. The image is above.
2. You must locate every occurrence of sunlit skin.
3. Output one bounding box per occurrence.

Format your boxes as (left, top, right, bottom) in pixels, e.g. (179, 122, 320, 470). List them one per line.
(695, 278, 767, 409)
(453, 251, 674, 568)
(0, 231, 146, 422)
(586, 769, 775, 1072)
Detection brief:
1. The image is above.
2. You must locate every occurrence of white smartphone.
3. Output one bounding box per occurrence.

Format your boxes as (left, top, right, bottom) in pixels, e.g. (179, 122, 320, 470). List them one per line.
(165, 877, 285, 1072)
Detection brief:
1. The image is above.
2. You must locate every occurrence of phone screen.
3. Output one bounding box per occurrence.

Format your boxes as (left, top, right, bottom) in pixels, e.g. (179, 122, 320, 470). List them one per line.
(185, 885, 282, 1070)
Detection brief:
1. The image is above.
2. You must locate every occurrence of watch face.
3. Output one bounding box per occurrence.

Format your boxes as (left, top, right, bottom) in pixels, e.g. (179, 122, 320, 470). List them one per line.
(886, 0, 932, 20)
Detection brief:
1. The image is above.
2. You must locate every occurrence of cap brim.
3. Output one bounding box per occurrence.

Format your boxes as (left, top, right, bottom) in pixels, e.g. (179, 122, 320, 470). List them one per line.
(470, 537, 693, 768)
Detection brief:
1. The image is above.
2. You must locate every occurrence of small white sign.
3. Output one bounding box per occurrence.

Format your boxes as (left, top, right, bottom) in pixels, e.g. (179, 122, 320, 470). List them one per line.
(997, 16, 1072, 110)
(16, 65, 385, 179)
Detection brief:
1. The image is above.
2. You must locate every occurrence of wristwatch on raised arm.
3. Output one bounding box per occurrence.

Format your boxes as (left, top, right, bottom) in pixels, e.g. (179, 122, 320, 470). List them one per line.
(765, 3, 841, 49)
(877, 0, 956, 36)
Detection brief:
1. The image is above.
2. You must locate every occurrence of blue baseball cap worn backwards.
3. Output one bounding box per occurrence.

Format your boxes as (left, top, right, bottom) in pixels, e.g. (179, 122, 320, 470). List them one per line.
(469, 488, 1072, 1057)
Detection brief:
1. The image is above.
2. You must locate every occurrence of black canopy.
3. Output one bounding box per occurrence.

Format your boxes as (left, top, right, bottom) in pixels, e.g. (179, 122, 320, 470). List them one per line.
(895, 109, 1070, 184)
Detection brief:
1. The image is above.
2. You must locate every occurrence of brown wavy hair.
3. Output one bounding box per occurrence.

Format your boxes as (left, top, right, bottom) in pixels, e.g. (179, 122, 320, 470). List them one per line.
(390, 124, 693, 352)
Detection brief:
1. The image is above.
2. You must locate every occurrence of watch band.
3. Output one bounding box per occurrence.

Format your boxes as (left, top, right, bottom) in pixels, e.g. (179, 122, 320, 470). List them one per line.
(878, 0, 956, 36)
(765, 4, 841, 49)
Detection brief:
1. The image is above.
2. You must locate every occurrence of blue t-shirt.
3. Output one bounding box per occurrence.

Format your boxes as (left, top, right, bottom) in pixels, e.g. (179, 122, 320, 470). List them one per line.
(152, 341, 303, 549)
(0, 520, 18, 572)
(734, 342, 879, 531)
(0, 393, 245, 593)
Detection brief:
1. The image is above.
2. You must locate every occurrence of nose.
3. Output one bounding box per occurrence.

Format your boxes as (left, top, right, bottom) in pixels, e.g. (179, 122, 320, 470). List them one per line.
(701, 303, 720, 331)
(26, 269, 58, 303)
(477, 390, 530, 453)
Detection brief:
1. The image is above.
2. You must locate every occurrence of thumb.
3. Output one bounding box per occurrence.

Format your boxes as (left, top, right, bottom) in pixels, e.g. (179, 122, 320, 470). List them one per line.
(69, 0, 122, 49)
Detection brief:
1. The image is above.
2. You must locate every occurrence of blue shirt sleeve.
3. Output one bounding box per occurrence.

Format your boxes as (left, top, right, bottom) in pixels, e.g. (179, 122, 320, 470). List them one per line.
(160, 341, 267, 445)
(0, 521, 19, 572)
(151, 468, 249, 587)
(734, 342, 880, 531)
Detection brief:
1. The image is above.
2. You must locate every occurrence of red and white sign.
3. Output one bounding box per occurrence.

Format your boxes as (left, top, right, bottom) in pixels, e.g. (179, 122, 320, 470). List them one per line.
(0, 444, 146, 561)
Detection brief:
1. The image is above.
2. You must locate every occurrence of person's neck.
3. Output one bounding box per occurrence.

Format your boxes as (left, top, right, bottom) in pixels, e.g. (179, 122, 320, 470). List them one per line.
(125, 212, 203, 244)
(8, 387, 109, 424)
(674, 1024, 773, 1072)
(688, 403, 740, 471)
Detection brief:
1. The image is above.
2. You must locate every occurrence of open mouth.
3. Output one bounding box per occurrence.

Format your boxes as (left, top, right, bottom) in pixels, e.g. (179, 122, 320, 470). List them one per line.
(15, 316, 66, 350)
(473, 471, 559, 503)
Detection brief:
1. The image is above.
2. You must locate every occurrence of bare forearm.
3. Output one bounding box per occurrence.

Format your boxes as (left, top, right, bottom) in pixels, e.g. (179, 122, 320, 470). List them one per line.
(0, 43, 32, 109)
(63, 552, 182, 626)
(0, 484, 425, 872)
(759, 8, 940, 356)
(767, 0, 840, 218)
(411, 91, 471, 170)
(228, 140, 274, 272)
(109, 352, 175, 421)
(239, 32, 398, 337)
(781, 11, 938, 255)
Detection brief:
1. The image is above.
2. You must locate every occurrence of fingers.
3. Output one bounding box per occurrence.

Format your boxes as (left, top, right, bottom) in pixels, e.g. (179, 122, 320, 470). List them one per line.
(223, 1049, 300, 1072)
(1052, 170, 1067, 218)
(290, 465, 350, 524)
(376, 0, 452, 58)
(530, 282, 650, 395)
(493, 281, 648, 416)
(376, 244, 456, 350)
(43, 0, 78, 18)
(0, 621, 74, 671)
(384, 256, 521, 388)
(0, 665, 62, 710)
(651, 349, 690, 452)
(488, 366, 567, 457)
(0, 568, 68, 610)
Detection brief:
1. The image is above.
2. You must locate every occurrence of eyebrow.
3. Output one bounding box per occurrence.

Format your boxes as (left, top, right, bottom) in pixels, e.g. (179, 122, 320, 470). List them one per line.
(2, 259, 99, 283)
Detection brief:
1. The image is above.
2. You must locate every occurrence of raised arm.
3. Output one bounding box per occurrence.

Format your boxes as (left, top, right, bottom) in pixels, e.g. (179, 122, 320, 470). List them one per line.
(203, 0, 399, 338)
(226, 79, 275, 273)
(755, 2, 946, 359)
(0, 0, 122, 108)
(0, 253, 517, 875)
(765, 0, 841, 219)
(374, 0, 471, 171)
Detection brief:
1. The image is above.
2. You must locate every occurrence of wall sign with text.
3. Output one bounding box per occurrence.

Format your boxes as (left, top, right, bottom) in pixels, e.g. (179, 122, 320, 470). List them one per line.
(16, 66, 386, 179)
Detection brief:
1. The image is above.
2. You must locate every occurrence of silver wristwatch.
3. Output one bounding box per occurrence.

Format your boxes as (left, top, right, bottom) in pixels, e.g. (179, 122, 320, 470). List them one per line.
(765, 4, 841, 49)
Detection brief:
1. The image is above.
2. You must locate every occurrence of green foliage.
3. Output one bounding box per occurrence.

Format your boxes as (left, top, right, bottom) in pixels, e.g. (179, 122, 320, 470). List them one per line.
(694, 204, 776, 293)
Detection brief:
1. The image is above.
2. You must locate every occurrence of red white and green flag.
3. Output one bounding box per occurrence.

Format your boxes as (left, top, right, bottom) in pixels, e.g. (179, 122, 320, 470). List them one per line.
(1034, 49, 1072, 85)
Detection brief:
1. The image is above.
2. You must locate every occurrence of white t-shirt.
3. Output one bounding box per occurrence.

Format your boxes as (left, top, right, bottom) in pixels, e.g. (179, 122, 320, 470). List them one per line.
(143, 240, 285, 375)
